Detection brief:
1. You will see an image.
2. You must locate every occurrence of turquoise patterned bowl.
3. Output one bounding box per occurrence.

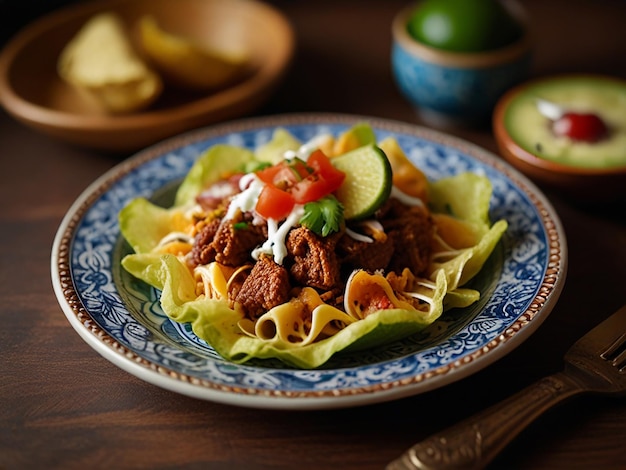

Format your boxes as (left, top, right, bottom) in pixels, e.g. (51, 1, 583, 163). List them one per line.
(391, 5, 532, 127)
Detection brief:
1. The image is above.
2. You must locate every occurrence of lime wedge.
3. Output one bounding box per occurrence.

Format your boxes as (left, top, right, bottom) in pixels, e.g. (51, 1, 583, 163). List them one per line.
(332, 144, 392, 220)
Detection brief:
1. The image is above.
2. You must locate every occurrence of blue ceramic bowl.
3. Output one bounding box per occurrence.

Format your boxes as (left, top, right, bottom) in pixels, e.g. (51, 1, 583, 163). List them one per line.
(391, 4, 532, 127)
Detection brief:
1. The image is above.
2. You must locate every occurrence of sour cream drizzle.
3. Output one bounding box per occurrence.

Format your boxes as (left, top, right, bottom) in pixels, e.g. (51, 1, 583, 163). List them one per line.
(345, 227, 373, 243)
(224, 173, 264, 221)
(390, 186, 424, 207)
(252, 206, 304, 265)
(283, 133, 333, 161)
(157, 231, 194, 247)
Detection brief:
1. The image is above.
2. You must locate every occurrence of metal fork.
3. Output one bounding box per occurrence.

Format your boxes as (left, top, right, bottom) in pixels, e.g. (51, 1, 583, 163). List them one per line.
(387, 304, 626, 470)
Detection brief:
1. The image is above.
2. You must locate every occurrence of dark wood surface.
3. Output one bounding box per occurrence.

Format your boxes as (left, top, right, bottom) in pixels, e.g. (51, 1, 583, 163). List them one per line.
(2, 1, 625, 469)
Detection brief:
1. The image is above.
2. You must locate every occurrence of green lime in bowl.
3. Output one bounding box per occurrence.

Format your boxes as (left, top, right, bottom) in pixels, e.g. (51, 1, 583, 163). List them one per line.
(392, 0, 531, 127)
(407, 0, 524, 53)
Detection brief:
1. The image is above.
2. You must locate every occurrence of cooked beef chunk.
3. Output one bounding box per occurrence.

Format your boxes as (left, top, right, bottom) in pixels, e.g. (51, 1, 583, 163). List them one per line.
(192, 213, 267, 268)
(287, 227, 342, 291)
(191, 218, 221, 266)
(337, 231, 394, 272)
(212, 217, 267, 267)
(380, 199, 434, 276)
(234, 255, 291, 318)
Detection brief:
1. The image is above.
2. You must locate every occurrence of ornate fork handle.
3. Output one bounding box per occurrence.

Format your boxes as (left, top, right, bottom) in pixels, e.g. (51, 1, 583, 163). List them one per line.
(387, 372, 585, 470)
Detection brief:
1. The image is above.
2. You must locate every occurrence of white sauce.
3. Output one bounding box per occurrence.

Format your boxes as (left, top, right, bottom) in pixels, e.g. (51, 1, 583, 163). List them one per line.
(283, 133, 333, 161)
(345, 227, 373, 243)
(224, 174, 264, 221)
(390, 186, 424, 207)
(157, 231, 194, 247)
(200, 180, 237, 199)
(222, 137, 337, 265)
(252, 206, 304, 265)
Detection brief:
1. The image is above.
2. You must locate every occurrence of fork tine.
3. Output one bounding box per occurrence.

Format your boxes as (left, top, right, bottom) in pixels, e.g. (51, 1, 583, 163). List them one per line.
(601, 332, 626, 359)
(601, 332, 626, 371)
(612, 348, 626, 372)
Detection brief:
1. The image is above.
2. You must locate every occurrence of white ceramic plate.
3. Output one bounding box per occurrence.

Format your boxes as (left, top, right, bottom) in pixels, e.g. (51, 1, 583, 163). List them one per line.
(51, 113, 567, 410)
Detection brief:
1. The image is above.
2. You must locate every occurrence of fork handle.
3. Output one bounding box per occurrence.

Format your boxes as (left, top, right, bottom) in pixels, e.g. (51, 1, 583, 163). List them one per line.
(387, 371, 584, 470)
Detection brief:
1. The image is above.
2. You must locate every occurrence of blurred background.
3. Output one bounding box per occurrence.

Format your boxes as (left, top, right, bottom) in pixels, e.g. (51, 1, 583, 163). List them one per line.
(2, 0, 625, 120)
(1, 0, 81, 44)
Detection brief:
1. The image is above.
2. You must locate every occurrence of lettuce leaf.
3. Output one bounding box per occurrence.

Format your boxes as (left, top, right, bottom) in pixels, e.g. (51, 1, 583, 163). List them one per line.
(120, 144, 256, 254)
(175, 144, 255, 206)
(119, 198, 189, 254)
(254, 128, 302, 165)
(428, 172, 508, 292)
(430, 219, 507, 291)
(122, 253, 447, 368)
(443, 288, 481, 310)
(429, 172, 494, 236)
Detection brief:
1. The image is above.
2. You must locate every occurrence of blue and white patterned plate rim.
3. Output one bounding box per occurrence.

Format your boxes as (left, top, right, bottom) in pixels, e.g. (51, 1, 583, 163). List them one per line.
(51, 113, 567, 410)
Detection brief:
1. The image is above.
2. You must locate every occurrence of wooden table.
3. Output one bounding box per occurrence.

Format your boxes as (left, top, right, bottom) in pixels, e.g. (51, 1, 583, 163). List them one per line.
(2, 0, 625, 468)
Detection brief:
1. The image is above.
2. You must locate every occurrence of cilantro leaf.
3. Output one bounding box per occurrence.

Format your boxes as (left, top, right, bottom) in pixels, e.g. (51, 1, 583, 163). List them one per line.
(300, 195, 344, 237)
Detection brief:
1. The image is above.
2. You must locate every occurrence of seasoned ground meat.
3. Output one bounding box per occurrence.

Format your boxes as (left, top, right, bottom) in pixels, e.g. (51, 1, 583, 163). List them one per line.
(234, 255, 291, 318)
(287, 227, 342, 291)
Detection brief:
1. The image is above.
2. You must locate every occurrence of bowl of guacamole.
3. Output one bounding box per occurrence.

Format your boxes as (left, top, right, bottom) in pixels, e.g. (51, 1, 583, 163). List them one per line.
(493, 74, 626, 200)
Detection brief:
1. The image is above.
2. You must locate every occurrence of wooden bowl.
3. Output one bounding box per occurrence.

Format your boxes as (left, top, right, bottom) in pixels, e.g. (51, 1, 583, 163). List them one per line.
(493, 74, 626, 201)
(0, 0, 294, 153)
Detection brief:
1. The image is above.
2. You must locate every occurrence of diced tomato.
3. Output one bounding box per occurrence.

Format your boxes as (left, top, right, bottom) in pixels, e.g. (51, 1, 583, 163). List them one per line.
(256, 184, 295, 220)
(307, 150, 346, 189)
(290, 176, 329, 203)
(291, 150, 345, 203)
(254, 150, 346, 219)
(290, 159, 313, 179)
(256, 163, 291, 186)
(256, 159, 311, 188)
(361, 290, 394, 317)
